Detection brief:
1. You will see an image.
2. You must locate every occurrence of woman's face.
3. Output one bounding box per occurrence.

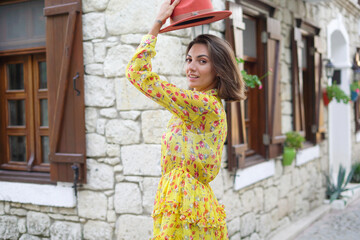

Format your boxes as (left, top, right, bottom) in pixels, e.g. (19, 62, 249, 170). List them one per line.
(186, 43, 217, 92)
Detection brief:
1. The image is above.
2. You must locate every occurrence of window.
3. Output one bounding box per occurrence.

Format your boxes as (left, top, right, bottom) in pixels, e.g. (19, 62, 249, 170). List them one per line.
(0, 54, 49, 172)
(0, 0, 86, 184)
(225, 1, 284, 171)
(292, 19, 325, 145)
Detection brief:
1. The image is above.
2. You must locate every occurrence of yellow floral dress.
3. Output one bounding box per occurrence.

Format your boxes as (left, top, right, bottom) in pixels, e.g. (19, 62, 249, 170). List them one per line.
(126, 35, 228, 240)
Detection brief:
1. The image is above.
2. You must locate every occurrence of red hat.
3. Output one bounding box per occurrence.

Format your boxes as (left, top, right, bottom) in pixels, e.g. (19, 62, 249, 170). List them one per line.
(159, 0, 232, 33)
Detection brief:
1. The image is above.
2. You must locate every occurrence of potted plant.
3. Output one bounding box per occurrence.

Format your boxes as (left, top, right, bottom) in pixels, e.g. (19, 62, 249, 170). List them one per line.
(282, 131, 305, 166)
(236, 58, 271, 89)
(350, 162, 360, 183)
(325, 165, 360, 208)
(350, 81, 360, 102)
(323, 84, 350, 106)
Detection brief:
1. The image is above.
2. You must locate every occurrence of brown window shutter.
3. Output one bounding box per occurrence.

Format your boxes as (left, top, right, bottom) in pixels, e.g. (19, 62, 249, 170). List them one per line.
(44, 0, 86, 183)
(312, 36, 325, 143)
(225, 1, 248, 171)
(265, 17, 285, 159)
(291, 27, 306, 136)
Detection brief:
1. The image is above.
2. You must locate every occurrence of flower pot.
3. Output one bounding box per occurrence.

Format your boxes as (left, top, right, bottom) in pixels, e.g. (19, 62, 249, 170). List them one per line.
(323, 90, 332, 106)
(351, 90, 359, 102)
(282, 147, 296, 166)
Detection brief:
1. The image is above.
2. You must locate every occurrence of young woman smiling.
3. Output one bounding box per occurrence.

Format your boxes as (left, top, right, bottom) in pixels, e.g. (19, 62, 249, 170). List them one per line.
(126, 0, 245, 239)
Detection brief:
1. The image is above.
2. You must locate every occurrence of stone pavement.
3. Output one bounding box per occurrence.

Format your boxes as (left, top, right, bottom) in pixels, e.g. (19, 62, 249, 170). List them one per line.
(294, 197, 360, 240)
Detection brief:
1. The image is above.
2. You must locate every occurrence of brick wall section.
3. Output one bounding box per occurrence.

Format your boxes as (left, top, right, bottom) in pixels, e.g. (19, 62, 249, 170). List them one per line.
(0, 0, 359, 239)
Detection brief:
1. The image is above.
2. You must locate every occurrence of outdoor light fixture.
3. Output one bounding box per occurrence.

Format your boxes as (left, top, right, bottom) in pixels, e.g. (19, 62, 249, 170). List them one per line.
(324, 59, 335, 79)
(191, 24, 210, 38)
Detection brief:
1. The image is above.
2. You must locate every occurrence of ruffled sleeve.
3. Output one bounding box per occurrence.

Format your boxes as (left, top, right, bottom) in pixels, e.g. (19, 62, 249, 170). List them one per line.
(126, 35, 219, 122)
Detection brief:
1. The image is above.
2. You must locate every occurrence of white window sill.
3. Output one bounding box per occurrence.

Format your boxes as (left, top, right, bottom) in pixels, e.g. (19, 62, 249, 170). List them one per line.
(356, 132, 360, 143)
(0, 181, 76, 207)
(234, 160, 275, 190)
(295, 145, 320, 166)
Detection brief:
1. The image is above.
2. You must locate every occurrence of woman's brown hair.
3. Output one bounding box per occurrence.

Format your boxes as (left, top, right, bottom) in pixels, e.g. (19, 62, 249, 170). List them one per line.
(186, 34, 246, 101)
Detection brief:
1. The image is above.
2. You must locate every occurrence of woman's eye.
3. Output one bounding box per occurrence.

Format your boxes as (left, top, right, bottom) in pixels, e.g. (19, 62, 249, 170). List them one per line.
(200, 60, 207, 64)
(185, 58, 191, 63)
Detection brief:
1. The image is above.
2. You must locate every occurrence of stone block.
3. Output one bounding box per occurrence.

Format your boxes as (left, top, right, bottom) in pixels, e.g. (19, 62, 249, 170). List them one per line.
(167, 76, 188, 90)
(141, 110, 171, 144)
(83, 42, 94, 65)
(281, 101, 292, 115)
(105, 119, 140, 145)
(18, 218, 26, 233)
(241, 190, 255, 212)
(85, 64, 104, 76)
(264, 187, 279, 212)
(27, 212, 50, 236)
(86, 133, 107, 157)
(279, 174, 292, 198)
(86, 159, 114, 190)
(222, 190, 242, 221)
(93, 41, 106, 63)
(98, 157, 121, 166)
(10, 208, 27, 216)
(78, 191, 107, 220)
(152, 36, 185, 76)
(19, 234, 41, 240)
(257, 214, 271, 238)
(121, 144, 161, 176)
(96, 119, 106, 135)
(105, 0, 160, 35)
(50, 221, 81, 240)
(106, 144, 121, 157)
(83, 13, 106, 40)
(240, 212, 256, 237)
(230, 233, 241, 240)
(114, 183, 142, 214)
(119, 111, 141, 120)
(281, 115, 292, 134)
(120, 34, 143, 45)
(209, 170, 225, 200)
(103, 45, 134, 78)
(100, 108, 118, 118)
(141, 177, 160, 214)
(85, 108, 97, 133)
(83, 221, 113, 240)
(227, 217, 240, 237)
(116, 215, 153, 240)
(82, 0, 109, 13)
(115, 78, 159, 111)
(85, 75, 115, 107)
(278, 198, 289, 219)
(253, 187, 264, 213)
(0, 202, 4, 215)
(107, 210, 116, 222)
(0, 216, 19, 240)
(249, 233, 261, 240)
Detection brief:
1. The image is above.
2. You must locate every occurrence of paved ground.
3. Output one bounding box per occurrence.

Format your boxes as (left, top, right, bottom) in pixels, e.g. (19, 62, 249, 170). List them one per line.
(294, 197, 360, 240)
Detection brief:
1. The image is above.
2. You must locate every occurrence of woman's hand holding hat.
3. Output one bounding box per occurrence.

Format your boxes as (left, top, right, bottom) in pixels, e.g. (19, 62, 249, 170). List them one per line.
(149, 0, 181, 36)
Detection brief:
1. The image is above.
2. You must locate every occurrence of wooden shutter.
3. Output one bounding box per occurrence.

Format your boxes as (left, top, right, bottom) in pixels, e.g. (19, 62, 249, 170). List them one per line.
(44, 0, 86, 183)
(265, 17, 285, 158)
(312, 36, 325, 143)
(291, 27, 306, 135)
(225, 1, 248, 171)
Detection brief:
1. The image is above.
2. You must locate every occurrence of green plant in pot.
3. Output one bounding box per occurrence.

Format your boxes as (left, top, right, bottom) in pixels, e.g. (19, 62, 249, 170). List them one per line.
(324, 84, 350, 106)
(282, 131, 305, 166)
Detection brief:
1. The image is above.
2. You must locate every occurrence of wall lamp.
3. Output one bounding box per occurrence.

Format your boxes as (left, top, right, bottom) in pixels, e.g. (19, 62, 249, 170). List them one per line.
(324, 58, 335, 79)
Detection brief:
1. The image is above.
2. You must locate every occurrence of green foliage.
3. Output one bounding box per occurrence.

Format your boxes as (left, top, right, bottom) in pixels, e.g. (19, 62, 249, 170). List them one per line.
(235, 58, 270, 89)
(326, 165, 360, 203)
(351, 162, 360, 183)
(350, 81, 360, 92)
(284, 131, 305, 150)
(326, 84, 350, 104)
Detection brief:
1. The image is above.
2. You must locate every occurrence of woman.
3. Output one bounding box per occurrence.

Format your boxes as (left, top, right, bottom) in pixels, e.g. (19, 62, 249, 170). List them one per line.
(126, 1, 245, 239)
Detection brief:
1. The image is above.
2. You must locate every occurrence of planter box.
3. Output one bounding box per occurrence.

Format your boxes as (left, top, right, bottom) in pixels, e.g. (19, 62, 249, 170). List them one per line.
(324, 183, 360, 210)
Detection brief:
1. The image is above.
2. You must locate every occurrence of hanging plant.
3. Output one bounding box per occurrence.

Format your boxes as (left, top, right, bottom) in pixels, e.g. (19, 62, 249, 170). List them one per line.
(235, 58, 271, 89)
(324, 84, 350, 106)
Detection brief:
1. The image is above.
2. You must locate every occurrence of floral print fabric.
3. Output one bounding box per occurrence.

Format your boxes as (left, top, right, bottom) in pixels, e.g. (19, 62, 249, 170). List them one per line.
(126, 35, 228, 240)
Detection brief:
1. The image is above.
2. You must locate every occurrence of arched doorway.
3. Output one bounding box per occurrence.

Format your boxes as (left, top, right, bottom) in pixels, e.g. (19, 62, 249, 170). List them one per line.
(327, 15, 352, 181)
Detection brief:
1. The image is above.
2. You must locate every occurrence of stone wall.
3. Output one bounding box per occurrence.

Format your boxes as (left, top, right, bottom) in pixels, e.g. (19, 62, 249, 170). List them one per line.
(0, 0, 359, 239)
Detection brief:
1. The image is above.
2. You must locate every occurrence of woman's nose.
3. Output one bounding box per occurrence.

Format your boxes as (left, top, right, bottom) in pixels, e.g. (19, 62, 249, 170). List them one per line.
(187, 61, 196, 71)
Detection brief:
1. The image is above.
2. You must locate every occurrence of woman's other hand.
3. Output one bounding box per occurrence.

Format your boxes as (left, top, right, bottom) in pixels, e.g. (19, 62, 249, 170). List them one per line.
(149, 0, 181, 36)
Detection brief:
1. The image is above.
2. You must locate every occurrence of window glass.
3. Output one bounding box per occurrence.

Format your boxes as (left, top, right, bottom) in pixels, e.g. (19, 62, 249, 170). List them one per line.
(41, 136, 49, 163)
(302, 37, 307, 69)
(39, 61, 47, 89)
(40, 99, 48, 127)
(9, 136, 26, 162)
(243, 18, 257, 58)
(0, 0, 45, 51)
(7, 63, 24, 90)
(8, 100, 25, 126)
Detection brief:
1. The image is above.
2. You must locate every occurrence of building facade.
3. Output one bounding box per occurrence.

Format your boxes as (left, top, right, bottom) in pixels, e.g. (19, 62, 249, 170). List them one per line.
(0, 0, 360, 239)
